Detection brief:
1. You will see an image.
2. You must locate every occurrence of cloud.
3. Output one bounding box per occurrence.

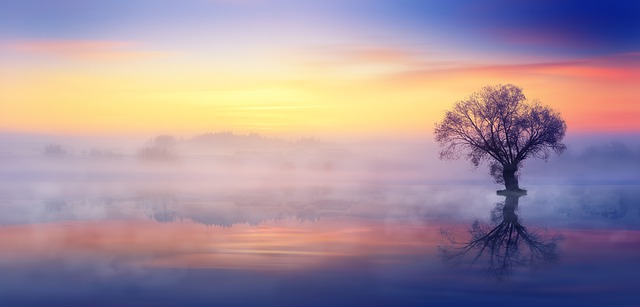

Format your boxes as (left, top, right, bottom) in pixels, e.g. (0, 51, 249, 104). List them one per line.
(294, 44, 445, 82)
(329, 46, 423, 65)
(2, 40, 174, 61)
(383, 53, 640, 85)
(297, 42, 640, 86)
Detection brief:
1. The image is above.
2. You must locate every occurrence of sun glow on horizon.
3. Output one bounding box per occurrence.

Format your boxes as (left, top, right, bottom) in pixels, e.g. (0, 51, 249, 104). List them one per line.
(1, 1, 639, 137)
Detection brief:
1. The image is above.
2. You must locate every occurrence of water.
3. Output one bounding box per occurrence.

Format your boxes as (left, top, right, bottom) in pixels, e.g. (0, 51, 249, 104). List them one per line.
(1, 137, 639, 306)
(0, 180, 638, 306)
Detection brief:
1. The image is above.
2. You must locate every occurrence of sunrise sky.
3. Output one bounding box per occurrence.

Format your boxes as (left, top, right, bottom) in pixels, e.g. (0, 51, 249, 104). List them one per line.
(1, 0, 639, 137)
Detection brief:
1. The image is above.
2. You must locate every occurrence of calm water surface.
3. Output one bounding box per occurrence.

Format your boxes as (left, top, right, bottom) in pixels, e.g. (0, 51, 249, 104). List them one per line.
(0, 182, 639, 306)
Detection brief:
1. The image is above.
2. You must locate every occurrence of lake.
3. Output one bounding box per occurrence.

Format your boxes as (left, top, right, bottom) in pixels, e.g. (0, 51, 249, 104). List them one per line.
(0, 179, 638, 306)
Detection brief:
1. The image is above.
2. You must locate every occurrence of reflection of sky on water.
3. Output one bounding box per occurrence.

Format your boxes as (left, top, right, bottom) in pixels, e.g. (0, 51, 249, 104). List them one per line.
(0, 184, 639, 306)
(1, 137, 639, 305)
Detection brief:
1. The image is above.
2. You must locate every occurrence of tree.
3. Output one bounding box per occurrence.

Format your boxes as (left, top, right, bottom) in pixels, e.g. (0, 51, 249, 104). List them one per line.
(434, 84, 567, 191)
(43, 143, 68, 157)
(138, 135, 178, 162)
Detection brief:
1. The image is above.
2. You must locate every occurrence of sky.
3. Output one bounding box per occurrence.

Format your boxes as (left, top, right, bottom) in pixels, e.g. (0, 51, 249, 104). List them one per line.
(1, 0, 639, 137)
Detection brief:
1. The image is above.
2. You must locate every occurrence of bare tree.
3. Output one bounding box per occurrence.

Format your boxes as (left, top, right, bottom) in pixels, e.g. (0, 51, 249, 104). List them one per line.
(440, 192, 562, 280)
(434, 84, 567, 191)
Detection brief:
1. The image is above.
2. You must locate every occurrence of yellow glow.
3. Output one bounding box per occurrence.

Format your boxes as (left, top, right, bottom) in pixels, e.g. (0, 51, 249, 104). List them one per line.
(2, 44, 639, 137)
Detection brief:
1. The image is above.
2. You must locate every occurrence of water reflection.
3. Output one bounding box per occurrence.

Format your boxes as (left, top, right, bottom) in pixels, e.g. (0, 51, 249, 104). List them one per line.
(1, 185, 640, 306)
(136, 192, 346, 227)
(21, 185, 474, 228)
(440, 190, 563, 280)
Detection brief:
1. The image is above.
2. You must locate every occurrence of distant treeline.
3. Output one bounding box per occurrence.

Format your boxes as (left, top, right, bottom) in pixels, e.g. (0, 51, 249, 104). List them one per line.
(578, 142, 640, 161)
(525, 141, 640, 183)
(43, 143, 122, 159)
(189, 131, 321, 147)
(43, 131, 324, 161)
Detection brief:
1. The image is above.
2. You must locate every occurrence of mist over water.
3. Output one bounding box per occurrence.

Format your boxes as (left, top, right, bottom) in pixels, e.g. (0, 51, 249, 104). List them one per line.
(1, 131, 639, 226)
(2, 131, 639, 184)
(1, 131, 639, 306)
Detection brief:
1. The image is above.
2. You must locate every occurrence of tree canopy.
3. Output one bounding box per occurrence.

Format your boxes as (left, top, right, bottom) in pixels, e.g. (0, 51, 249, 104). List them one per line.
(434, 84, 566, 190)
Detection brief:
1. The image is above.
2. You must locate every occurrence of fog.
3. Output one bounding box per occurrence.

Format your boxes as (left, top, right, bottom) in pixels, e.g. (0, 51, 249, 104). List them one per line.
(1, 132, 639, 307)
(1, 131, 639, 228)
(0, 132, 474, 198)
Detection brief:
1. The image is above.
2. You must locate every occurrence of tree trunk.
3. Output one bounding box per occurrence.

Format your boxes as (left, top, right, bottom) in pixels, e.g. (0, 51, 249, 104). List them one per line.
(502, 164, 520, 191)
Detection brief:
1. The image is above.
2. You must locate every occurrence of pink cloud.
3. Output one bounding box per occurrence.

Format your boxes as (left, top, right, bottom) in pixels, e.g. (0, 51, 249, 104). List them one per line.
(385, 54, 640, 85)
(2, 40, 173, 61)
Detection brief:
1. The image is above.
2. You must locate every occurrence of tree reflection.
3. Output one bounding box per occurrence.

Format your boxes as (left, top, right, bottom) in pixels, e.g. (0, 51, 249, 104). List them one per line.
(440, 190, 562, 280)
(134, 192, 337, 227)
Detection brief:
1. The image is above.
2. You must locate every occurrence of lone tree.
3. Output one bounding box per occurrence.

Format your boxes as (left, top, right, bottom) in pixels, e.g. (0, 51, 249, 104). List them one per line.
(434, 84, 566, 191)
